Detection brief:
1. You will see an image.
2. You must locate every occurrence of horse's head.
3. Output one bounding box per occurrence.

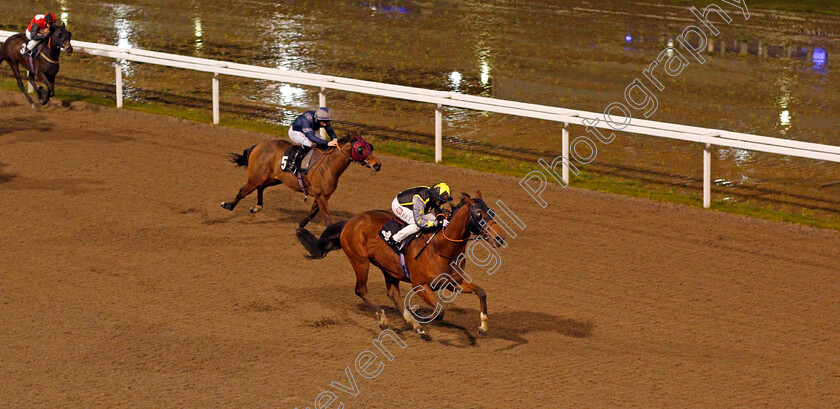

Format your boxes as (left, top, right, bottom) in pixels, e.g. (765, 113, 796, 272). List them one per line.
(50, 22, 73, 53)
(460, 191, 506, 248)
(343, 129, 380, 172)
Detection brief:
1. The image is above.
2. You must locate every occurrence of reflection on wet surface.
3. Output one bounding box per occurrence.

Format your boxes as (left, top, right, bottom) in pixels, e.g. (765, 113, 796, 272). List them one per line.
(1, 0, 838, 214)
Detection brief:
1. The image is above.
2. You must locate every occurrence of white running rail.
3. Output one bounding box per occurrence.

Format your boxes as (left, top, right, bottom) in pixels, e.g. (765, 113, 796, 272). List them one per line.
(2, 30, 839, 208)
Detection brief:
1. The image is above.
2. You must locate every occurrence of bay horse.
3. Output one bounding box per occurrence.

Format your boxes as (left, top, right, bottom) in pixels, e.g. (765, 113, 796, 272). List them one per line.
(296, 191, 506, 337)
(0, 22, 73, 106)
(221, 130, 381, 228)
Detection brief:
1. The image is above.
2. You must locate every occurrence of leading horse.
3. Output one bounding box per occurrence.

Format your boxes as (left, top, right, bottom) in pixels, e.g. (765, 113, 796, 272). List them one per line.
(0, 22, 73, 106)
(296, 191, 506, 337)
(221, 130, 381, 228)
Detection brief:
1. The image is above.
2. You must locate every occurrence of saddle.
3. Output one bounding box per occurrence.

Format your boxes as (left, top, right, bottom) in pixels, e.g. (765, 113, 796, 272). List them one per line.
(23, 42, 45, 72)
(281, 146, 316, 174)
(379, 217, 419, 280)
(379, 218, 421, 252)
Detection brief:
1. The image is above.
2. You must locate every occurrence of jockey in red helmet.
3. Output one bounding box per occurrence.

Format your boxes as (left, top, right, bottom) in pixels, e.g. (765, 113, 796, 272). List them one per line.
(21, 12, 57, 57)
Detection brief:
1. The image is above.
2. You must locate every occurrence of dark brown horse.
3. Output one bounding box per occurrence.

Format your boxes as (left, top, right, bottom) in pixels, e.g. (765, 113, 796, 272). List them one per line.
(0, 22, 72, 106)
(221, 130, 381, 227)
(296, 191, 506, 337)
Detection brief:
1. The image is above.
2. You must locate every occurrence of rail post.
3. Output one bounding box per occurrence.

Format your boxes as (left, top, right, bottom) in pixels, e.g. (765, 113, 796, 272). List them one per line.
(704, 143, 711, 208)
(319, 87, 327, 140)
(435, 104, 442, 163)
(115, 63, 123, 108)
(562, 122, 570, 184)
(212, 73, 219, 124)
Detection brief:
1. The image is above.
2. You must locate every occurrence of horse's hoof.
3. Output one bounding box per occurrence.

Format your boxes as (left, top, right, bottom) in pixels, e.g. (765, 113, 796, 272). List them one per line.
(477, 328, 487, 338)
(220, 202, 234, 211)
(249, 205, 262, 213)
(379, 322, 388, 330)
(419, 331, 432, 342)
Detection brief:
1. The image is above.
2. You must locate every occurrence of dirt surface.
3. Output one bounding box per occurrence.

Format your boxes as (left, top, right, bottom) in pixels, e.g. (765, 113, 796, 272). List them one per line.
(1, 90, 839, 408)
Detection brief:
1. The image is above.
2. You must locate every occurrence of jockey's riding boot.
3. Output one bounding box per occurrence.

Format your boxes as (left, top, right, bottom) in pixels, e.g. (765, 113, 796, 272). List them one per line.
(296, 146, 311, 173)
(387, 237, 406, 253)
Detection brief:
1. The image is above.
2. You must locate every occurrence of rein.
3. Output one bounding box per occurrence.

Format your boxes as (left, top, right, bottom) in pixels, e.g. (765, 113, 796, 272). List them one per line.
(38, 35, 60, 64)
(427, 210, 485, 259)
(305, 146, 337, 172)
(39, 50, 58, 64)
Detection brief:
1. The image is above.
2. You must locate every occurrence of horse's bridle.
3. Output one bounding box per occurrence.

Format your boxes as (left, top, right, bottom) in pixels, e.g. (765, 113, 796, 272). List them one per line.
(440, 201, 496, 243)
(37, 28, 69, 65)
(335, 138, 374, 167)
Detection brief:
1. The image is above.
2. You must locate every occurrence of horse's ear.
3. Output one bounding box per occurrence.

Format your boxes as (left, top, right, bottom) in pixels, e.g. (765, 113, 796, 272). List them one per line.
(356, 128, 362, 137)
(476, 190, 483, 199)
(461, 192, 474, 204)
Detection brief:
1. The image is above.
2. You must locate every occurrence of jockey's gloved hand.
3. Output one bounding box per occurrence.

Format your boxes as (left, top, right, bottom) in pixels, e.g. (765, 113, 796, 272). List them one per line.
(435, 219, 449, 228)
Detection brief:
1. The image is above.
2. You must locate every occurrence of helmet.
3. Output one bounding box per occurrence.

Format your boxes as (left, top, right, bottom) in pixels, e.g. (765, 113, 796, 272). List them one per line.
(314, 107, 331, 121)
(431, 183, 452, 203)
(44, 12, 56, 24)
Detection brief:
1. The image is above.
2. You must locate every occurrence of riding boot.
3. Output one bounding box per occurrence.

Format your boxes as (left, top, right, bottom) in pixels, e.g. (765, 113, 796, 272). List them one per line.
(295, 146, 311, 173)
(387, 237, 407, 253)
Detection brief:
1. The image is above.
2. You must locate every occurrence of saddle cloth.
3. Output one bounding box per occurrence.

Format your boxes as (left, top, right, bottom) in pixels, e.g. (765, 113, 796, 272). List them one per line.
(281, 146, 317, 174)
(379, 217, 415, 279)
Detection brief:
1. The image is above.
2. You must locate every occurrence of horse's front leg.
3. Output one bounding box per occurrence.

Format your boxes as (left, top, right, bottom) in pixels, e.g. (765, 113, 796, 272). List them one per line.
(298, 200, 319, 228)
(459, 282, 489, 336)
(30, 71, 49, 105)
(318, 194, 332, 226)
(45, 73, 56, 98)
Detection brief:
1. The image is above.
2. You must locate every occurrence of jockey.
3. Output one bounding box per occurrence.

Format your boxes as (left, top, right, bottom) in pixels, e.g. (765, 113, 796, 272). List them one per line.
(287, 107, 339, 173)
(387, 183, 453, 251)
(21, 12, 57, 57)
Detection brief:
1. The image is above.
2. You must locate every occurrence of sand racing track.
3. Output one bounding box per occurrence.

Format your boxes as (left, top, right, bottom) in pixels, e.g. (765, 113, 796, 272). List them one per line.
(1, 91, 838, 408)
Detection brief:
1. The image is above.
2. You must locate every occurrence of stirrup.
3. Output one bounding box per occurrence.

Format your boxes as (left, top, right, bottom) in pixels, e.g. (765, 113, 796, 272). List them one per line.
(388, 238, 406, 253)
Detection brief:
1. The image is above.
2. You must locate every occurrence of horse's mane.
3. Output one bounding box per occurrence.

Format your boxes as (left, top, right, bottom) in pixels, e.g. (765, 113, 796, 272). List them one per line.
(450, 197, 468, 213)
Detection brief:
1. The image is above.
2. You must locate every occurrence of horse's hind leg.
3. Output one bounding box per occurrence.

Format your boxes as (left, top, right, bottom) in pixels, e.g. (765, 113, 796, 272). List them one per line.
(251, 186, 266, 213)
(350, 257, 387, 329)
(251, 179, 280, 213)
(221, 179, 261, 211)
(459, 282, 489, 337)
(383, 274, 423, 334)
(9, 63, 35, 105)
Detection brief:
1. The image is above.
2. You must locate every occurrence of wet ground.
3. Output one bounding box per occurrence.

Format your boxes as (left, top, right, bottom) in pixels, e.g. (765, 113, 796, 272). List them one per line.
(1, 0, 839, 214)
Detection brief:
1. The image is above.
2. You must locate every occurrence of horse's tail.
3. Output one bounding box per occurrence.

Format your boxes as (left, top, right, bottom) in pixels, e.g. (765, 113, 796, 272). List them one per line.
(296, 220, 348, 260)
(228, 145, 256, 167)
(0, 44, 6, 66)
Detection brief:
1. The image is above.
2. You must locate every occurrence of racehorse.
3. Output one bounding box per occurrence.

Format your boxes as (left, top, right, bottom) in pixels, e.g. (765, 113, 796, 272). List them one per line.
(0, 22, 72, 106)
(221, 130, 381, 228)
(296, 191, 506, 337)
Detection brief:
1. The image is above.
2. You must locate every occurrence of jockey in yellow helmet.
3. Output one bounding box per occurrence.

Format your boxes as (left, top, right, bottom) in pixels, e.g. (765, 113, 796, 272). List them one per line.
(387, 183, 453, 251)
